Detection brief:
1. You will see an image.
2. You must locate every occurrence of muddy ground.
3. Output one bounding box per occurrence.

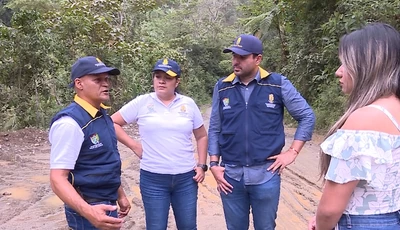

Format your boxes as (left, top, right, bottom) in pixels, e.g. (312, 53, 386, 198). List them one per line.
(0, 108, 324, 230)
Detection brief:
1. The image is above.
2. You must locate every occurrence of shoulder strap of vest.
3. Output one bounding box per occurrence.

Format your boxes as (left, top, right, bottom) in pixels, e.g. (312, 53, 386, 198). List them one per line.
(51, 102, 93, 129)
(221, 67, 270, 83)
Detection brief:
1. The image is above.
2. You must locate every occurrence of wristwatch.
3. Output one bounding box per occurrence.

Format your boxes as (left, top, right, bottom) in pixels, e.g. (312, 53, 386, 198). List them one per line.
(197, 163, 208, 172)
(209, 161, 219, 168)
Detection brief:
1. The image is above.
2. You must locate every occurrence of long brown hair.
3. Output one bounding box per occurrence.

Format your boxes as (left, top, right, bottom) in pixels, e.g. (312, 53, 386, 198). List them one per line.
(319, 23, 400, 179)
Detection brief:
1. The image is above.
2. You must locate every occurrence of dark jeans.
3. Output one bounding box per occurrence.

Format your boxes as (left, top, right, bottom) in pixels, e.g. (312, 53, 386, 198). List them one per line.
(65, 200, 117, 230)
(220, 173, 281, 230)
(336, 211, 400, 229)
(140, 169, 198, 230)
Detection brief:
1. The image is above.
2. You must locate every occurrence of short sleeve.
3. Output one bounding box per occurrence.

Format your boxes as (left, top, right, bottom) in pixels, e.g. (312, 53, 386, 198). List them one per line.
(190, 99, 203, 129)
(322, 130, 399, 188)
(49, 116, 84, 169)
(119, 95, 144, 124)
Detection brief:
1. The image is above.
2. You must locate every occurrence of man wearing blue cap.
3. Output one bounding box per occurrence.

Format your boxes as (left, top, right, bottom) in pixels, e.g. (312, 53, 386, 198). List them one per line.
(208, 35, 315, 229)
(49, 56, 131, 230)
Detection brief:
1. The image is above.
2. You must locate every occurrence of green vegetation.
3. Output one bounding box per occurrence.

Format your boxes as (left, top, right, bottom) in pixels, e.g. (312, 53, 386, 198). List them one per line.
(0, 0, 399, 131)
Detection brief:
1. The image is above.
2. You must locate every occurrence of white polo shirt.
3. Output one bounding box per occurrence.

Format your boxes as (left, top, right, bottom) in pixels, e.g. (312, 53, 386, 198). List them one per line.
(49, 116, 84, 169)
(119, 92, 204, 174)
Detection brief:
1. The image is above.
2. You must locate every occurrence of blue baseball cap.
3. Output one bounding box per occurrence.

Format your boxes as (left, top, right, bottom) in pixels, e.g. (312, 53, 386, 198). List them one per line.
(69, 56, 120, 87)
(152, 58, 181, 77)
(223, 34, 263, 55)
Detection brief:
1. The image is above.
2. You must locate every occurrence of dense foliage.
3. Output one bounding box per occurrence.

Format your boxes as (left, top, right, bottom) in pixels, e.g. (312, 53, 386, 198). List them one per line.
(240, 0, 399, 129)
(0, 0, 399, 131)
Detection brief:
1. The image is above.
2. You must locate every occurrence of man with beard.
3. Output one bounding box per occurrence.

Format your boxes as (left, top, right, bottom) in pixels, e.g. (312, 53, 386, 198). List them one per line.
(208, 35, 315, 229)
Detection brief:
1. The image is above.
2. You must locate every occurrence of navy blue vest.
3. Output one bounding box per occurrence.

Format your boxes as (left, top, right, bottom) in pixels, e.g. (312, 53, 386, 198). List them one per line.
(50, 102, 121, 201)
(217, 69, 285, 166)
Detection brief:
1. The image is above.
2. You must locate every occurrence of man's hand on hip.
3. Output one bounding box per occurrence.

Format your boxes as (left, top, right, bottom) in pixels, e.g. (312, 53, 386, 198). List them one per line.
(266, 149, 298, 174)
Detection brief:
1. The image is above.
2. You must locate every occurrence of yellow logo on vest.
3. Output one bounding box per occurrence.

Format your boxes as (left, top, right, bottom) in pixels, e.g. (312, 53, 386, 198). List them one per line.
(268, 94, 274, 103)
(89, 133, 103, 149)
(222, 97, 231, 110)
(266, 94, 276, 108)
(163, 59, 168, 65)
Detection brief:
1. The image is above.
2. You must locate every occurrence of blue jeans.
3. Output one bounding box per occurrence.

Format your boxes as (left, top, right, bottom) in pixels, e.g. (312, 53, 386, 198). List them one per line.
(140, 169, 198, 230)
(337, 212, 400, 229)
(65, 200, 117, 230)
(220, 173, 281, 230)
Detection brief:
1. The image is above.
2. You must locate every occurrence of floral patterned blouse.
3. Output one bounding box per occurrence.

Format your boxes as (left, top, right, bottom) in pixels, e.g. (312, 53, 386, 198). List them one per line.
(321, 105, 400, 215)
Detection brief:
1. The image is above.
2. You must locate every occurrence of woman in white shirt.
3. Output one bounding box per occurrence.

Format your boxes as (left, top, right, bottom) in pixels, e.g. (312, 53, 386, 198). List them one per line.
(112, 58, 208, 230)
(309, 23, 400, 229)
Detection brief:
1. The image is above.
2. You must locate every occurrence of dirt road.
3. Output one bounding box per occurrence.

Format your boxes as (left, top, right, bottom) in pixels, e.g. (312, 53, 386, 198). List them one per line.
(0, 108, 323, 230)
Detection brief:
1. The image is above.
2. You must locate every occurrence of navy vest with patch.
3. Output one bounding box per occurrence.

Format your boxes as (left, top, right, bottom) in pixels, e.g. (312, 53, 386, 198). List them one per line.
(50, 102, 121, 201)
(217, 72, 285, 166)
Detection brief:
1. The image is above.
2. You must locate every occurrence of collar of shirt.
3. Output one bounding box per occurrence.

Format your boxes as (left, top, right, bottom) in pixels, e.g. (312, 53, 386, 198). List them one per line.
(231, 69, 261, 85)
(74, 95, 108, 118)
(150, 92, 182, 103)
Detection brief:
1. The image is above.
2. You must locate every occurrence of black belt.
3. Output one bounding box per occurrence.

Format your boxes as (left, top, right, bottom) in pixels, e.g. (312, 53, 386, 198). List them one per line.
(75, 187, 116, 204)
(82, 196, 117, 205)
(82, 196, 105, 203)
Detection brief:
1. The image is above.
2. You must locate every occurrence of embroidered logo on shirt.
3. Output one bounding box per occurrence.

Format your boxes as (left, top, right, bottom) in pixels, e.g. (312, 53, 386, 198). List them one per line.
(180, 105, 186, 113)
(89, 133, 104, 149)
(178, 104, 188, 116)
(266, 94, 276, 108)
(222, 97, 231, 110)
(147, 103, 155, 113)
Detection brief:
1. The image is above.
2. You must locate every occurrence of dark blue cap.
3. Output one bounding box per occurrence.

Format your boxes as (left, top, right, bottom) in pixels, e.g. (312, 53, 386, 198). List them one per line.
(69, 56, 120, 87)
(152, 58, 181, 77)
(223, 34, 263, 55)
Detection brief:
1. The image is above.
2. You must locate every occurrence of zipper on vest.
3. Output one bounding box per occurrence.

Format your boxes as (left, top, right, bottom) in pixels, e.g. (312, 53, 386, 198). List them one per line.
(245, 102, 250, 166)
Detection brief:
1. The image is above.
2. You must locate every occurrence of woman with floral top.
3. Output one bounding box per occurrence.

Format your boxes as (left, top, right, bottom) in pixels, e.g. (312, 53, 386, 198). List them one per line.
(309, 23, 400, 230)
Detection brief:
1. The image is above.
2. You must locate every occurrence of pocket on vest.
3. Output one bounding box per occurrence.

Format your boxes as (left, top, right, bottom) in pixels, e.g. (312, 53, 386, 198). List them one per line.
(259, 130, 280, 135)
(218, 131, 236, 148)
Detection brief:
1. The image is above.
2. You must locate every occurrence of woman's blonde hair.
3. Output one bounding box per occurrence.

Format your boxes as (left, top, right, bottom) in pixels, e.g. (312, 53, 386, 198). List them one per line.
(319, 23, 400, 178)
